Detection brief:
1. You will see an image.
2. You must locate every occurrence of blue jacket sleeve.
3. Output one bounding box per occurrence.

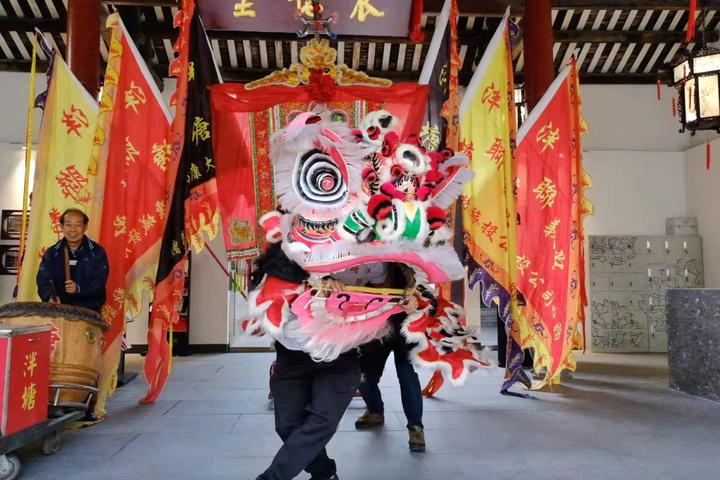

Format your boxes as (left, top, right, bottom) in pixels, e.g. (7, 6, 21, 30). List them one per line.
(36, 250, 55, 301)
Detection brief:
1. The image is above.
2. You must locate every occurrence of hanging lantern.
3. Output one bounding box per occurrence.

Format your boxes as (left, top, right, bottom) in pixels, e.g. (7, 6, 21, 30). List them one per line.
(670, 45, 720, 134)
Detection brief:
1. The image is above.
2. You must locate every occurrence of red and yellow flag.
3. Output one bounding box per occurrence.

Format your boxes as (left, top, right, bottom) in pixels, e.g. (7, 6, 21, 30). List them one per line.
(17, 55, 99, 301)
(90, 13, 173, 416)
(142, 1, 222, 404)
(515, 59, 593, 385)
(459, 10, 531, 391)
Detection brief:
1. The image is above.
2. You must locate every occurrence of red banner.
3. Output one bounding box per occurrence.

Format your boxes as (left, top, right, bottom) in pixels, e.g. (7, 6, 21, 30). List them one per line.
(97, 17, 173, 357)
(515, 59, 591, 384)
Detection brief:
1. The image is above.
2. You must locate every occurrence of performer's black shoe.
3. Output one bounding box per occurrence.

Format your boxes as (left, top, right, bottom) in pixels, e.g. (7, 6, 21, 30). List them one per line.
(310, 475, 339, 480)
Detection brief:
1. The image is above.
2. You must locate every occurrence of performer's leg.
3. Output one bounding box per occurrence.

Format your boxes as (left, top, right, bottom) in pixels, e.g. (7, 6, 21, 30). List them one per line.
(391, 319, 426, 452)
(303, 351, 360, 478)
(258, 344, 313, 480)
(392, 332, 424, 429)
(260, 349, 359, 480)
(356, 340, 391, 427)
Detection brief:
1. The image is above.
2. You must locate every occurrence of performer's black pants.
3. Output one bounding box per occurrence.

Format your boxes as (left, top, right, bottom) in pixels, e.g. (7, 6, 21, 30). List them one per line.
(258, 342, 360, 480)
(358, 316, 424, 429)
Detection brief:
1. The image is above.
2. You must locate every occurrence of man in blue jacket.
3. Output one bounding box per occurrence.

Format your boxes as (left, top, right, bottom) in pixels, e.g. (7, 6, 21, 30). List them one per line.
(36, 209, 109, 312)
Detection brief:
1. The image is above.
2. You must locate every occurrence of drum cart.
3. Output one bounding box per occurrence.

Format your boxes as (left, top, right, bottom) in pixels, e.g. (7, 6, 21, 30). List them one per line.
(0, 303, 107, 480)
(0, 408, 85, 480)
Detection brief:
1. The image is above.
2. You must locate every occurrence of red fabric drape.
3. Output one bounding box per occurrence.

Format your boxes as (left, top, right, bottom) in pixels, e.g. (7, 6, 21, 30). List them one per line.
(210, 82, 429, 260)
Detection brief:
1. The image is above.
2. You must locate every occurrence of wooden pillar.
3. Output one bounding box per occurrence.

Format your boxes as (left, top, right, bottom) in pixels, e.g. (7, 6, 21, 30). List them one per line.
(67, 0, 101, 96)
(523, 0, 554, 110)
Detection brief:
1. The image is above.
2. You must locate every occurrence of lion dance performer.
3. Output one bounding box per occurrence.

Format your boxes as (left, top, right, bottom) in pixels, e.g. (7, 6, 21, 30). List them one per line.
(250, 111, 487, 480)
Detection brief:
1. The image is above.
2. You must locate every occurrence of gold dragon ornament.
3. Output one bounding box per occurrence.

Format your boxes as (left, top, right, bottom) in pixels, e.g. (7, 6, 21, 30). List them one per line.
(245, 38, 391, 90)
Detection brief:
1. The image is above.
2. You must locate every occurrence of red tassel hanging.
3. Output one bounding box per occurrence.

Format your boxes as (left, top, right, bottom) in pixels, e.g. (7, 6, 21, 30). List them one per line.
(686, 0, 698, 43)
(707, 141, 711, 170)
(409, 0, 425, 43)
(672, 96, 677, 117)
(657, 80, 662, 101)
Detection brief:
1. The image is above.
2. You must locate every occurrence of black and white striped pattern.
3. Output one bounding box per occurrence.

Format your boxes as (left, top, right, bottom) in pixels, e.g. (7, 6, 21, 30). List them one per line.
(0, 1, 719, 84)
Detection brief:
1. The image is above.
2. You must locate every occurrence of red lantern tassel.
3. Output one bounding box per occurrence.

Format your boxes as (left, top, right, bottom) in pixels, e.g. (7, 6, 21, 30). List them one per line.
(686, 0, 698, 43)
(707, 141, 711, 170)
(672, 97, 677, 117)
(409, 0, 425, 43)
(657, 80, 662, 101)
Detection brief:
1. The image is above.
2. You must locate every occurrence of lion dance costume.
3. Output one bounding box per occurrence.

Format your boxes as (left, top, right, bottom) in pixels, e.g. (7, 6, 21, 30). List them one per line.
(246, 109, 489, 386)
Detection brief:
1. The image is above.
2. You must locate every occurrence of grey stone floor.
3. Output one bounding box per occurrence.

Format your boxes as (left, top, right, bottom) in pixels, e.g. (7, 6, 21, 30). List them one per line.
(15, 352, 720, 480)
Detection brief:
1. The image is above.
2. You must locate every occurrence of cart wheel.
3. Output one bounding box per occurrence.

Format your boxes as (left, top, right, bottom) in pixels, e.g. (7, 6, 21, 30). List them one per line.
(0, 455, 20, 480)
(41, 431, 62, 455)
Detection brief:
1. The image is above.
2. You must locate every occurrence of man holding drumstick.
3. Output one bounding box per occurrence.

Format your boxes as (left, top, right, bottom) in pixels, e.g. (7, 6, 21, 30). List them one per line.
(36, 208, 109, 313)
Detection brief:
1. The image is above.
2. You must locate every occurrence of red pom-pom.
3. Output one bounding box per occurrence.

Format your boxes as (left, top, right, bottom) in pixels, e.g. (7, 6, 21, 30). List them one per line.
(368, 195, 393, 220)
(367, 125, 381, 140)
(381, 131, 400, 156)
(380, 182, 405, 200)
(426, 206, 447, 230)
(416, 186, 432, 201)
(425, 170, 444, 183)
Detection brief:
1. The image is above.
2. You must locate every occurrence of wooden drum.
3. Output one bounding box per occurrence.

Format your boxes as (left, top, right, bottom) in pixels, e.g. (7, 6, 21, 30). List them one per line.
(0, 302, 108, 406)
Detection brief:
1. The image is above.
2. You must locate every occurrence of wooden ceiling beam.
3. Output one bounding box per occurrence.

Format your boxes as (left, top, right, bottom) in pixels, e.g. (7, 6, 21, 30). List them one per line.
(549, 0, 720, 9)
(424, 0, 720, 14)
(423, 0, 523, 16)
(0, 58, 665, 84)
(3, 17, 715, 45)
(554, 29, 719, 43)
(0, 17, 65, 34)
(100, 0, 177, 5)
(99, 0, 720, 11)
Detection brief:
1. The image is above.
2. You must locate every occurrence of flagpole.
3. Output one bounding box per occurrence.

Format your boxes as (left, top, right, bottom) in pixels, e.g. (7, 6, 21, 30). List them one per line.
(18, 32, 39, 283)
(418, 0, 451, 85)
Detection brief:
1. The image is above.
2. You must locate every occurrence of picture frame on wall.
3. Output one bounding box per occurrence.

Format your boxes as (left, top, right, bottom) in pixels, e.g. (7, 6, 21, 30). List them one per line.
(1, 210, 25, 240)
(0, 245, 20, 275)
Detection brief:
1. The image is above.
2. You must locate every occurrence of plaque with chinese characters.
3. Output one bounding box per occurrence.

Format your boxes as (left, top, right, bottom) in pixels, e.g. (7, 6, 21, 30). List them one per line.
(199, 0, 414, 37)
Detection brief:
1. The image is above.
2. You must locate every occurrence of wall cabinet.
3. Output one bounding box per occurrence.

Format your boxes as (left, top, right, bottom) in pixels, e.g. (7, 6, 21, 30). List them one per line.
(589, 235, 703, 353)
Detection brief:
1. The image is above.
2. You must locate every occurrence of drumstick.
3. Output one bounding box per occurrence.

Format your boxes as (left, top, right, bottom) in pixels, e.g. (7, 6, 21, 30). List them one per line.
(64, 247, 71, 283)
(48, 280, 59, 302)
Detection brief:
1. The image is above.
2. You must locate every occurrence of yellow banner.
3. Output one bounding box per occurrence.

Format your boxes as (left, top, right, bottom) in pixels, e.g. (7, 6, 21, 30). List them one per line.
(17, 56, 99, 301)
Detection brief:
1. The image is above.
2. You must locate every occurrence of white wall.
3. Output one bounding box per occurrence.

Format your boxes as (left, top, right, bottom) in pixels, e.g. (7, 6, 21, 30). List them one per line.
(583, 150, 687, 236)
(125, 233, 230, 347)
(581, 84, 718, 152)
(0, 144, 35, 305)
(188, 234, 229, 345)
(0, 72, 45, 144)
(684, 139, 720, 288)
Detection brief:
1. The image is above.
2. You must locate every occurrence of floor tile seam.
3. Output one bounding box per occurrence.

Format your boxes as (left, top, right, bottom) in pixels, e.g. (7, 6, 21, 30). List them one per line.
(108, 433, 141, 459)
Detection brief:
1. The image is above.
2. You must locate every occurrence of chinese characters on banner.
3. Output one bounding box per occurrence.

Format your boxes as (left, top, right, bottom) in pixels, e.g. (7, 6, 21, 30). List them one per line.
(458, 11, 531, 391)
(88, 13, 173, 416)
(16, 56, 99, 302)
(142, 6, 222, 404)
(200, 0, 414, 37)
(515, 59, 592, 385)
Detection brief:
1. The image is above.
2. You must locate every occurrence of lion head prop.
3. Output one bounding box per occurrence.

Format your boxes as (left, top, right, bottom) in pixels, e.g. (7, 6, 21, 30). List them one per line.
(247, 111, 487, 381)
